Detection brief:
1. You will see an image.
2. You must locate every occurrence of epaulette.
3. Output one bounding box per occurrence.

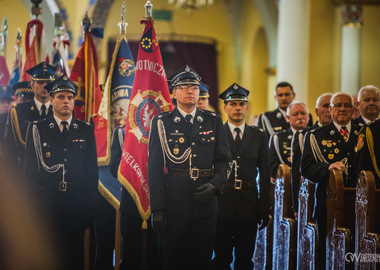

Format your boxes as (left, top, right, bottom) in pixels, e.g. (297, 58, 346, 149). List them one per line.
(201, 110, 219, 118)
(158, 111, 172, 119)
(368, 119, 380, 126)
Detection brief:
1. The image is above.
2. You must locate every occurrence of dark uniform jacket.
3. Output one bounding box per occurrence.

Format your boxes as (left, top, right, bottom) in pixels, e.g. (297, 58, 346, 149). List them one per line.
(217, 123, 270, 221)
(269, 128, 293, 178)
(257, 108, 313, 136)
(24, 116, 98, 228)
(0, 112, 7, 152)
(301, 120, 362, 217)
(290, 125, 320, 212)
(357, 119, 380, 187)
(148, 107, 231, 218)
(3, 100, 52, 167)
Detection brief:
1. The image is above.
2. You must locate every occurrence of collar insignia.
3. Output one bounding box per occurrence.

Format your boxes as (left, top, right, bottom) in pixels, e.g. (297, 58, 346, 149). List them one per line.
(330, 130, 335, 135)
(276, 112, 282, 119)
(174, 116, 181, 123)
(197, 116, 203, 123)
(73, 123, 78, 129)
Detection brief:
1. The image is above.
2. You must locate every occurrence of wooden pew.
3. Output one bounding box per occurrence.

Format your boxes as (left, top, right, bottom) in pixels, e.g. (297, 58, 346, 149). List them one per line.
(272, 164, 297, 270)
(296, 177, 317, 270)
(355, 170, 380, 269)
(326, 169, 356, 269)
(253, 175, 275, 269)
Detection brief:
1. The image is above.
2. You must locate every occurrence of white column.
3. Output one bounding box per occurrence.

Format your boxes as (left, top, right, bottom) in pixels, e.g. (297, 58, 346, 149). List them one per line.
(340, 5, 362, 95)
(277, 0, 310, 103)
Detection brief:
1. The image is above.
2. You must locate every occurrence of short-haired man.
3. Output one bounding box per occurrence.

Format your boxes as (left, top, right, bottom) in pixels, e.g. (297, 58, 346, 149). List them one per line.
(212, 83, 270, 269)
(24, 75, 99, 269)
(269, 101, 309, 179)
(357, 85, 380, 124)
(257, 82, 313, 136)
(148, 66, 231, 269)
(196, 82, 210, 111)
(291, 93, 332, 216)
(3, 62, 55, 168)
(301, 92, 361, 268)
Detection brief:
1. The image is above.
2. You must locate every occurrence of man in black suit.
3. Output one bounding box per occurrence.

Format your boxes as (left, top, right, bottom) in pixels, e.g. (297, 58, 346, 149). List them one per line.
(269, 101, 309, 180)
(257, 81, 313, 136)
(301, 92, 361, 268)
(24, 75, 99, 270)
(3, 62, 55, 168)
(148, 66, 231, 270)
(291, 93, 333, 216)
(212, 83, 270, 270)
(356, 85, 380, 125)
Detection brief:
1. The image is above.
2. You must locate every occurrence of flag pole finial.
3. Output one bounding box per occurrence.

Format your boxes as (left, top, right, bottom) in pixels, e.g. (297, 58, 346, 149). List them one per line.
(31, 0, 43, 19)
(0, 17, 7, 54)
(118, 1, 128, 34)
(145, 0, 153, 19)
(82, 11, 91, 28)
(15, 28, 22, 48)
(54, 13, 65, 38)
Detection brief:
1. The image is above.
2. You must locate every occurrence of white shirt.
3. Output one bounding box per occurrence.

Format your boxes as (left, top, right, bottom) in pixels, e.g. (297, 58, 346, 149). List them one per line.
(333, 121, 351, 134)
(227, 121, 245, 140)
(177, 106, 197, 124)
(34, 98, 51, 116)
(54, 115, 73, 132)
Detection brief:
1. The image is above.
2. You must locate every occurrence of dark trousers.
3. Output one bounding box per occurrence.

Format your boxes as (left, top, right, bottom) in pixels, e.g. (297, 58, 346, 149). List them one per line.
(213, 219, 257, 270)
(95, 196, 116, 270)
(162, 215, 217, 270)
(315, 204, 327, 270)
(120, 189, 161, 270)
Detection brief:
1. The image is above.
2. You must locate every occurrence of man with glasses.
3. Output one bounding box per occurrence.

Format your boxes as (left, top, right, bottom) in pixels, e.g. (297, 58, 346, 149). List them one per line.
(3, 62, 55, 169)
(356, 85, 380, 125)
(148, 66, 231, 270)
(301, 92, 361, 268)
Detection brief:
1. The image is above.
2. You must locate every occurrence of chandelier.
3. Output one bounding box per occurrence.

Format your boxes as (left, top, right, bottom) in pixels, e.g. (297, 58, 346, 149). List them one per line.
(168, 0, 214, 11)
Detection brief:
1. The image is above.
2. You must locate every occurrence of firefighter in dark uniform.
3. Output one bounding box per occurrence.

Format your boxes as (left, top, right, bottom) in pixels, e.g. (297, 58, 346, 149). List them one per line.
(212, 83, 270, 270)
(23, 75, 99, 270)
(357, 119, 380, 187)
(290, 93, 332, 216)
(301, 92, 361, 268)
(196, 82, 210, 111)
(13, 81, 35, 104)
(148, 66, 231, 270)
(110, 125, 161, 270)
(3, 62, 55, 169)
(269, 101, 309, 180)
(0, 85, 14, 152)
(257, 81, 313, 136)
(356, 85, 380, 125)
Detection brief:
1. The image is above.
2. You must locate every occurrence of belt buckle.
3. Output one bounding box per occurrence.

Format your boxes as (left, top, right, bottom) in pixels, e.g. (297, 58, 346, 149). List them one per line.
(234, 179, 242, 190)
(190, 168, 199, 180)
(59, 181, 67, 192)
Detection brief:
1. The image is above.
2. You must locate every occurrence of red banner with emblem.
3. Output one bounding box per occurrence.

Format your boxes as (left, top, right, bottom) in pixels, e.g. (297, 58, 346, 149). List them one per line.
(118, 18, 173, 224)
(22, 19, 46, 81)
(70, 27, 102, 123)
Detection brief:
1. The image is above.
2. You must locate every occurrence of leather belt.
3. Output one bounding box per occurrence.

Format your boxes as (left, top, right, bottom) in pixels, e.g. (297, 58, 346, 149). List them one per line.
(226, 179, 256, 190)
(168, 167, 214, 179)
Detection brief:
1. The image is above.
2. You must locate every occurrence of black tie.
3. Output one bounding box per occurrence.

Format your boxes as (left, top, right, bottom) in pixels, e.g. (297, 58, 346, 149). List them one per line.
(61, 121, 69, 142)
(185, 114, 193, 126)
(40, 104, 47, 119)
(234, 127, 241, 152)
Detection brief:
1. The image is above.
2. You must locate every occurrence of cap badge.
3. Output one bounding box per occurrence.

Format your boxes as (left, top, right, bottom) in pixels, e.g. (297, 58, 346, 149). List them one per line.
(185, 66, 190, 72)
(63, 76, 68, 80)
(233, 84, 238, 90)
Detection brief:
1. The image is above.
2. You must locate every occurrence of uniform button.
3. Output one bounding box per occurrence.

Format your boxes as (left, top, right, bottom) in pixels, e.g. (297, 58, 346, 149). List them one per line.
(193, 154, 197, 157)
(64, 158, 68, 162)
(64, 149, 67, 152)
(192, 142, 195, 146)
(237, 156, 240, 159)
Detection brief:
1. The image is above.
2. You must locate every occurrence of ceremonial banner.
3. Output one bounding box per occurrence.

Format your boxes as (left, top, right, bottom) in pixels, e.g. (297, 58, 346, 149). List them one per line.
(70, 23, 102, 122)
(22, 19, 46, 81)
(97, 35, 135, 208)
(0, 55, 9, 85)
(118, 18, 173, 224)
(8, 31, 22, 86)
(52, 34, 70, 77)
